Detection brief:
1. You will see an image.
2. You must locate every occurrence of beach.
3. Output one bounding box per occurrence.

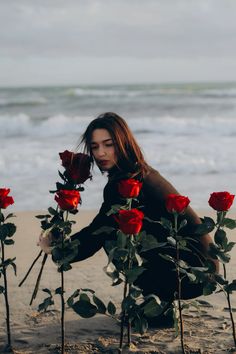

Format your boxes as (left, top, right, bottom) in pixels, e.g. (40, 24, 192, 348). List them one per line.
(1, 209, 236, 354)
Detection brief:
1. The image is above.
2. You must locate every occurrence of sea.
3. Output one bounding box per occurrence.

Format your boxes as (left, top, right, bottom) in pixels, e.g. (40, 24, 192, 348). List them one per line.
(0, 82, 236, 212)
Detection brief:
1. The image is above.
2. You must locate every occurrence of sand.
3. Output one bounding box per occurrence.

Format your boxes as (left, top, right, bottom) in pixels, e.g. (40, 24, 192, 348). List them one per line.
(0, 209, 236, 354)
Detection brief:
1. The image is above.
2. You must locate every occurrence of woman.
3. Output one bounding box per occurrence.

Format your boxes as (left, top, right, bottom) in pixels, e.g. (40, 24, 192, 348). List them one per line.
(39, 112, 217, 303)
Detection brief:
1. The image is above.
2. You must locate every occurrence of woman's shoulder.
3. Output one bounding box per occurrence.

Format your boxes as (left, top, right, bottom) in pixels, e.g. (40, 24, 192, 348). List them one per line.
(143, 166, 162, 184)
(143, 166, 179, 199)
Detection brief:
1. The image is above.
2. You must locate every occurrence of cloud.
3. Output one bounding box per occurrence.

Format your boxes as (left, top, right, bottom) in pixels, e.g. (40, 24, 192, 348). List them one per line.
(1, 0, 236, 85)
(1, 0, 236, 59)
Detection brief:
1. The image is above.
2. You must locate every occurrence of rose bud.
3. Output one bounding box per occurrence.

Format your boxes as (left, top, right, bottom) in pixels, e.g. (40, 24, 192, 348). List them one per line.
(0, 188, 14, 209)
(115, 208, 144, 235)
(118, 179, 142, 198)
(166, 193, 190, 214)
(208, 191, 235, 212)
(55, 189, 80, 211)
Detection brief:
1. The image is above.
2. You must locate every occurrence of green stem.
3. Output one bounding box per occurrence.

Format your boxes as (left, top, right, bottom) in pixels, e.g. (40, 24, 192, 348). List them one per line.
(216, 213, 236, 347)
(119, 278, 128, 351)
(29, 253, 48, 305)
(60, 269, 65, 354)
(119, 199, 134, 351)
(127, 199, 132, 210)
(127, 319, 131, 347)
(127, 236, 133, 347)
(217, 211, 227, 229)
(60, 210, 68, 354)
(119, 234, 133, 350)
(19, 250, 43, 287)
(223, 263, 236, 347)
(1, 239, 12, 350)
(174, 213, 185, 354)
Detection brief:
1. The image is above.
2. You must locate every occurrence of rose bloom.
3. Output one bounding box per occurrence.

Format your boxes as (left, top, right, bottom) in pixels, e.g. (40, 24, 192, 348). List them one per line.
(59, 150, 91, 184)
(116, 208, 144, 235)
(118, 179, 143, 198)
(166, 193, 190, 214)
(55, 189, 80, 211)
(0, 188, 14, 209)
(208, 191, 235, 212)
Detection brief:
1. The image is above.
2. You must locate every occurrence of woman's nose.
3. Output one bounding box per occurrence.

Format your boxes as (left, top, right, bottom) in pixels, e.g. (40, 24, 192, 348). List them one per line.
(97, 146, 106, 157)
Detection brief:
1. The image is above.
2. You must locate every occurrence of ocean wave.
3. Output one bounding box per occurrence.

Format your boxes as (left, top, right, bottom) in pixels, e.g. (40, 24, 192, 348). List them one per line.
(62, 85, 236, 99)
(153, 154, 236, 176)
(0, 97, 47, 107)
(1, 113, 236, 138)
(0, 113, 90, 138)
(64, 87, 150, 98)
(130, 115, 236, 137)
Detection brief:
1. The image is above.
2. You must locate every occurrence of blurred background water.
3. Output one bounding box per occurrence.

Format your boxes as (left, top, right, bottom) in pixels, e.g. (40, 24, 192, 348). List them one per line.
(0, 81, 235, 211)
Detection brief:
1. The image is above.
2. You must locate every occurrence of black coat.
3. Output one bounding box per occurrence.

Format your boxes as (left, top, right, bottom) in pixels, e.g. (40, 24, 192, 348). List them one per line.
(72, 167, 204, 301)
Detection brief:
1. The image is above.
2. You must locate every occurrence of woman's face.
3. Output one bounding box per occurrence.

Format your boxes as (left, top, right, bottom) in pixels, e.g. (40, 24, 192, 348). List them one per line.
(90, 129, 117, 171)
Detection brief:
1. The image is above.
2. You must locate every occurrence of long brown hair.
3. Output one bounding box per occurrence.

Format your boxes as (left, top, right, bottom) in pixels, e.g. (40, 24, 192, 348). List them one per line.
(80, 112, 149, 178)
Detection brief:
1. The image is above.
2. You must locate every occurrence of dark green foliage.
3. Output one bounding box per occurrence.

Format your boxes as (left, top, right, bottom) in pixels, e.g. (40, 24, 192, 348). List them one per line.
(93, 295, 106, 314)
(225, 280, 236, 294)
(67, 288, 116, 318)
(0, 212, 4, 223)
(0, 211, 17, 350)
(38, 288, 54, 312)
(0, 212, 17, 277)
(107, 301, 116, 316)
(132, 316, 148, 335)
(0, 258, 17, 276)
(142, 298, 162, 318)
(214, 229, 227, 247)
(52, 239, 80, 272)
(160, 217, 173, 231)
(92, 226, 115, 235)
(106, 204, 125, 216)
(196, 217, 216, 234)
(4, 239, 14, 245)
(0, 223, 16, 240)
(140, 232, 166, 252)
(48, 207, 58, 216)
(222, 218, 236, 229)
(0, 285, 5, 293)
(125, 266, 145, 284)
(72, 300, 97, 318)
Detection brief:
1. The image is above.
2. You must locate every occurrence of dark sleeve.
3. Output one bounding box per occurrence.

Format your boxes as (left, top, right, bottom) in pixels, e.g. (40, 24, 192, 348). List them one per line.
(143, 168, 201, 231)
(70, 203, 116, 262)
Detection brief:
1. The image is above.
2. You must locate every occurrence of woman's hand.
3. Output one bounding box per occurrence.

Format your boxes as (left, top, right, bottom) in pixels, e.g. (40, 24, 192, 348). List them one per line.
(37, 231, 53, 254)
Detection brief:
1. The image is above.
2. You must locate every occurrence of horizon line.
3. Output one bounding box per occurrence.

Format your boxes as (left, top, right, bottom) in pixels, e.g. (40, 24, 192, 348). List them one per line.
(1, 79, 236, 90)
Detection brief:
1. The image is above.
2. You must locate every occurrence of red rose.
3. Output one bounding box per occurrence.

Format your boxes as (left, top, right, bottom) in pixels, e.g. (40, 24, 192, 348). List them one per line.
(166, 193, 190, 214)
(0, 188, 14, 209)
(115, 209, 144, 235)
(208, 191, 235, 212)
(118, 179, 142, 198)
(59, 150, 73, 168)
(55, 189, 80, 210)
(59, 150, 91, 184)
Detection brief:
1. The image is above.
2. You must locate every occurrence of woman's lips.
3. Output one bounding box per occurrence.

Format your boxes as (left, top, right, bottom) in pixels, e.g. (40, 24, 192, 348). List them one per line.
(98, 160, 109, 166)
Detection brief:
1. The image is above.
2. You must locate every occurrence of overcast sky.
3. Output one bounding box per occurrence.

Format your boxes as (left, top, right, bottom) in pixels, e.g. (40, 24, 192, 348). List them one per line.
(1, 0, 236, 87)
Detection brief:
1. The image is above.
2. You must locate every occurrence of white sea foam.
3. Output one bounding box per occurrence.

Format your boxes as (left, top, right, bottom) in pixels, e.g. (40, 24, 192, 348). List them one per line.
(130, 115, 236, 137)
(1, 113, 236, 139)
(0, 92, 47, 107)
(68, 87, 150, 98)
(0, 82, 236, 211)
(0, 114, 90, 137)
